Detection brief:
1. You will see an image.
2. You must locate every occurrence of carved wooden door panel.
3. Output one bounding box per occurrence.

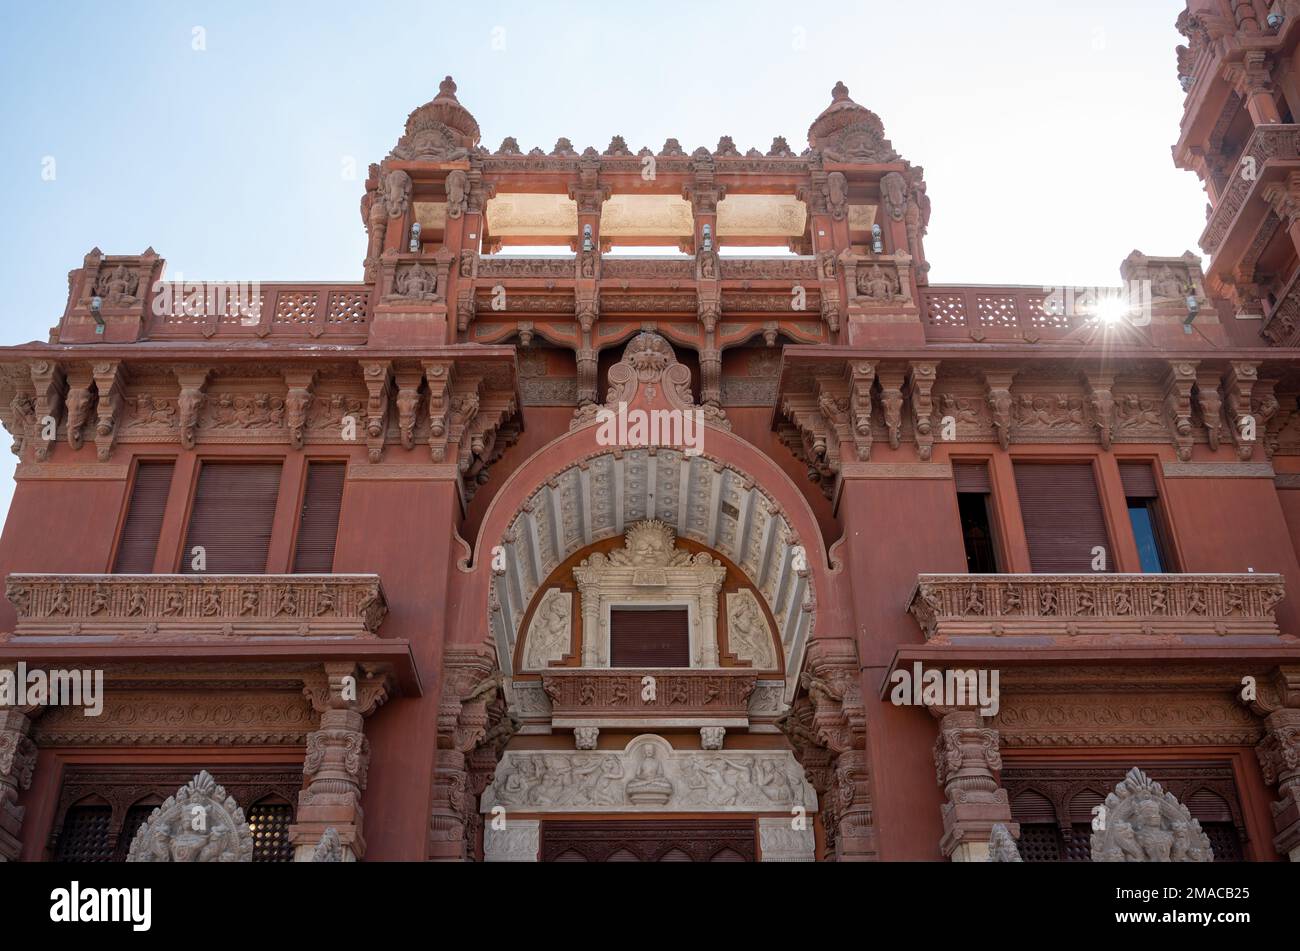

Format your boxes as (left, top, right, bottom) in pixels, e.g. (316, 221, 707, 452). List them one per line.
(540, 819, 756, 862)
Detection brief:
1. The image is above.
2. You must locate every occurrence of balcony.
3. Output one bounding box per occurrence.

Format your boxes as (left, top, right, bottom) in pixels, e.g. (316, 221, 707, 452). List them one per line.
(918, 286, 1146, 345)
(4, 574, 388, 640)
(539, 668, 758, 727)
(143, 283, 371, 342)
(1201, 124, 1300, 261)
(908, 573, 1285, 642)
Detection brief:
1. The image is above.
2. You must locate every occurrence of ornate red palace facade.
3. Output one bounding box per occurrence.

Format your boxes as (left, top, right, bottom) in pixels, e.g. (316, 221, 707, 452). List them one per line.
(3, 3, 1300, 864)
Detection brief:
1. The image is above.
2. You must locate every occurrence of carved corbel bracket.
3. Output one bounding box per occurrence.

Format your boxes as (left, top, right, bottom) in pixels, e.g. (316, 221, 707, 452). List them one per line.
(847, 360, 876, 462)
(423, 361, 454, 462)
(62, 365, 97, 452)
(876, 365, 906, 451)
(908, 361, 938, 461)
(283, 369, 319, 451)
(1194, 367, 1225, 453)
(1224, 361, 1261, 460)
(173, 368, 211, 451)
(359, 361, 393, 463)
(1163, 361, 1198, 462)
(302, 661, 394, 719)
(392, 366, 424, 452)
(90, 361, 125, 462)
(29, 361, 66, 462)
(980, 369, 1016, 451)
(1083, 369, 1116, 451)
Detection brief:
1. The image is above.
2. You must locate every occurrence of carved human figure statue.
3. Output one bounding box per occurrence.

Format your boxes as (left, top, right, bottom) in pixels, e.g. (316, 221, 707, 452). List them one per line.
(625, 743, 673, 804)
(1090, 767, 1212, 862)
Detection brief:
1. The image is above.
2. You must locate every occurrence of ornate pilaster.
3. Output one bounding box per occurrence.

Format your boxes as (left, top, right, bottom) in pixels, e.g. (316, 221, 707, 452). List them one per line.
(289, 662, 393, 861)
(1245, 665, 1300, 861)
(930, 707, 1015, 861)
(0, 705, 40, 862)
(429, 648, 517, 861)
(778, 637, 874, 860)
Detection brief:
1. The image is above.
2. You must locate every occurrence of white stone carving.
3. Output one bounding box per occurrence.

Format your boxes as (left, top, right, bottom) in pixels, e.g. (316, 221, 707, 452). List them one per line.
(126, 770, 253, 862)
(573, 520, 726, 667)
(758, 817, 816, 862)
(747, 681, 789, 720)
(574, 726, 599, 750)
(1090, 767, 1213, 862)
(483, 819, 540, 862)
(987, 823, 1022, 862)
(481, 734, 817, 813)
(523, 588, 572, 670)
(700, 726, 726, 750)
(312, 827, 343, 862)
(726, 589, 777, 670)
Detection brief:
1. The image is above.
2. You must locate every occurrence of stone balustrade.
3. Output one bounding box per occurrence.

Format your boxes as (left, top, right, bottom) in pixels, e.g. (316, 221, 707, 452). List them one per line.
(908, 573, 1285, 641)
(540, 668, 757, 724)
(4, 574, 387, 639)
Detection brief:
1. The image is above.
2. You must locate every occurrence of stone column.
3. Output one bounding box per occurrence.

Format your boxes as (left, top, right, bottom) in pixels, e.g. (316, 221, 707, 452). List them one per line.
(930, 707, 1016, 862)
(1248, 666, 1300, 861)
(779, 637, 875, 860)
(289, 662, 393, 862)
(0, 706, 39, 862)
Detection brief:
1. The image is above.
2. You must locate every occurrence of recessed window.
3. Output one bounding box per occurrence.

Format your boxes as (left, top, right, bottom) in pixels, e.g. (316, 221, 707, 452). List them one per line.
(609, 608, 689, 667)
(953, 462, 999, 573)
(1013, 462, 1112, 572)
(1119, 462, 1174, 573)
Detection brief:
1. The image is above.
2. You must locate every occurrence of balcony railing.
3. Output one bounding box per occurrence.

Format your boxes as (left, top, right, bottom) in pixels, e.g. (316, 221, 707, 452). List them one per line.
(919, 286, 1106, 344)
(540, 668, 757, 723)
(143, 283, 371, 342)
(908, 573, 1285, 640)
(1201, 124, 1300, 256)
(4, 574, 387, 639)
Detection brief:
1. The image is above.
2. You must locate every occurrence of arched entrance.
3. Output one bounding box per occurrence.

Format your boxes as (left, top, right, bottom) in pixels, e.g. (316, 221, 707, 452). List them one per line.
(456, 333, 834, 861)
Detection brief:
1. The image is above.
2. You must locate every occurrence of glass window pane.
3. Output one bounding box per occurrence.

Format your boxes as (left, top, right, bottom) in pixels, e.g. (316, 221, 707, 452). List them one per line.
(1127, 503, 1165, 573)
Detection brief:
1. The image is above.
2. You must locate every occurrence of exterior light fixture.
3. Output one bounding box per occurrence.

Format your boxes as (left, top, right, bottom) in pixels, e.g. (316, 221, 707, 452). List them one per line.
(90, 295, 105, 334)
(1268, 12, 1284, 30)
(582, 224, 594, 252)
(1183, 293, 1200, 333)
(701, 223, 713, 252)
(1179, 74, 1193, 91)
(871, 224, 884, 254)
(409, 221, 422, 253)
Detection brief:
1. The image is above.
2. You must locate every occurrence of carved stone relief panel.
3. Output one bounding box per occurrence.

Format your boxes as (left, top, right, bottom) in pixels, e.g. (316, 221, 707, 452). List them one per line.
(725, 590, 777, 670)
(522, 588, 572, 670)
(481, 734, 816, 813)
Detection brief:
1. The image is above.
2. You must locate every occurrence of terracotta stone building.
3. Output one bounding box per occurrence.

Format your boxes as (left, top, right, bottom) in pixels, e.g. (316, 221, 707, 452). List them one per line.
(2, 4, 1300, 863)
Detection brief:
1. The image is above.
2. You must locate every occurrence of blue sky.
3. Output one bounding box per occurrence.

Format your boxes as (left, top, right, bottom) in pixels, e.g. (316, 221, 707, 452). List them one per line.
(0, 0, 1199, 518)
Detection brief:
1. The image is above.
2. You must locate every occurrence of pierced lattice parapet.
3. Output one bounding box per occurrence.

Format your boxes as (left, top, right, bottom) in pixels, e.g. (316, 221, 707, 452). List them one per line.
(909, 573, 1285, 641)
(6, 574, 388, 639)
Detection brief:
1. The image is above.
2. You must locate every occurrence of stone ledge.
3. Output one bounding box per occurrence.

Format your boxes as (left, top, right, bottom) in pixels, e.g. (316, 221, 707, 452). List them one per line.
(4, 573, 387, 639)
(908, 573, 1285, 641)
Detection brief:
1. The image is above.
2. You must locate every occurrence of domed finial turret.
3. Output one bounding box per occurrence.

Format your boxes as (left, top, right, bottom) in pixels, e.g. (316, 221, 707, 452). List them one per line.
(807, 80, 897, 164)
(388, 74, 481, 161)
(831, 80, 850, 101)
(439, 75, 458, 98)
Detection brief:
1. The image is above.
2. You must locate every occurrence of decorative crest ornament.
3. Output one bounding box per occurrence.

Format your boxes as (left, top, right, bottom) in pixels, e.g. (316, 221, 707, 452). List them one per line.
(1090, 767, 1213, 862)
(125, 770, 253, 862)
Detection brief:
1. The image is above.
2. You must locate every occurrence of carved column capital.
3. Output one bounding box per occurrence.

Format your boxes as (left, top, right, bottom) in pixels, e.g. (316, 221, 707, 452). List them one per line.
(930, 707, 1015, 861)
(0, 705, 39, 861)
(1245, 665, 1300, 859)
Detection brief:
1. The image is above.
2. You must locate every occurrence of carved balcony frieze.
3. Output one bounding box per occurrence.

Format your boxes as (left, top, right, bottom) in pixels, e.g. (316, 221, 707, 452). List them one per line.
(539, 668, 758, 725)
(1201, 124, 1300, 258)
(3, 574, 388, 640)
(908, 573, 1286, 643)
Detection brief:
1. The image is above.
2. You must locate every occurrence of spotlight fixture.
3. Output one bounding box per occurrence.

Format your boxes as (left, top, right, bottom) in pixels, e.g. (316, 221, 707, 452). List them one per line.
(871, 224, 884, 254)
(408, 221, 422, 253)
(582, 223, 594, 252)
(1183, 293, 1200, 334)
(1268, 12, 1284, 30)
(90, 295, 105, 334)
(1179, 74, 1193, 91)
(701, 223, 713, 252)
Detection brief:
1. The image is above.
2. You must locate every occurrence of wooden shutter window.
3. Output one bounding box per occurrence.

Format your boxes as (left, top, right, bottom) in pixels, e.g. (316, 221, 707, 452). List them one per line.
(953, 462, 992, 494)
(609, 608, 690, 667)
(113, 461, 175, 573)
(292, 462, 346, 573)
(1118, 461, 1158, 499)
(182, 462, 282, 574)
(1013, 463, 1112, 572)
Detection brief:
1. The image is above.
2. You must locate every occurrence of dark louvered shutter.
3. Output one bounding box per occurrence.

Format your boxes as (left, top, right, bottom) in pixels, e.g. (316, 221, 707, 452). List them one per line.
(114, 461, 175, 573)
(1118, 461, 1158, 499)
(292, 462, 345, 573)
(609, 609, 690, 667)
(182, 462, 282, 573)
(953, 462, 992, 493)
(1014, 463, 1111, 572)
